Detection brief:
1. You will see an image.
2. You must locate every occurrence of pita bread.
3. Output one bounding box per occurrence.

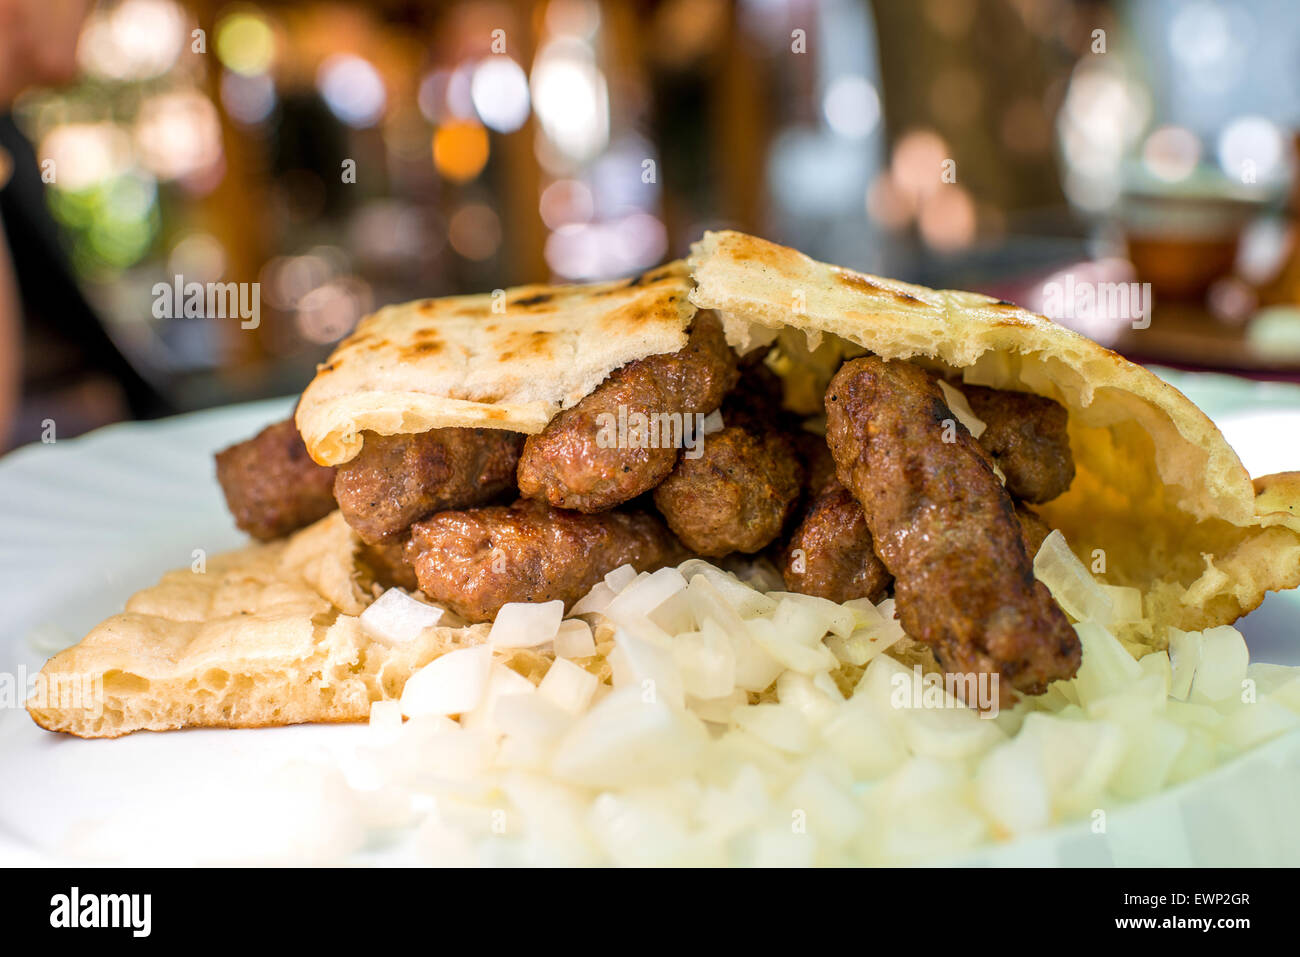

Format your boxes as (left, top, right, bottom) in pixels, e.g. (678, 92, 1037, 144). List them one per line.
(295, 262, 696, 466)
(27, 513, 493, 737)
(31, 230, 1300, 736)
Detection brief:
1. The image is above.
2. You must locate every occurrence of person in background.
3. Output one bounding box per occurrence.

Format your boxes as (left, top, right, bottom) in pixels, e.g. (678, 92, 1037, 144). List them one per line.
(0, 0, 163, 451)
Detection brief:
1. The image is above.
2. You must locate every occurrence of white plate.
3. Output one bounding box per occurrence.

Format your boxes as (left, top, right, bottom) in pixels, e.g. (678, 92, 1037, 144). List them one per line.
(1, 379, 1298, 866)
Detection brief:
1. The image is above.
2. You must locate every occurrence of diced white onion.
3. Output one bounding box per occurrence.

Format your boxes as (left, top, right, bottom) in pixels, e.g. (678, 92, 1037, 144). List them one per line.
(320, 532, 1300, 866)
(554, 619, 597, 658)
(569, 581, 616, 618)
(538, 657, 600, 716)
(489, 600, 564, 648)
(1190, 625, 1249, 702)
(1033, 530, 1115, 625)
(368, 700, 403, 740)
(604, 565, 639, 593)
(360, 588, 446, 644)
(400, 645, 492, 718)
(701, 409, 725, 434)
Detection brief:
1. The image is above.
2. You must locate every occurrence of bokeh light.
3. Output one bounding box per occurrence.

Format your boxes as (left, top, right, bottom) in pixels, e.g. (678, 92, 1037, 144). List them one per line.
(220, 70, 277, 126)
(471, 57, 531, 134)
(1217, 115, 1285, 183)
(447, 204, 502, 261)
(133, 91, 223, 181)
(1142, 125, 1201, 182)
(433, 121, 490, 183)
(822, 75, 881, 140)
(78, 0, 187, 82)
(317, 54, 387, 128)
(215, 9, 276, 77)
(38, 123, 133, 192)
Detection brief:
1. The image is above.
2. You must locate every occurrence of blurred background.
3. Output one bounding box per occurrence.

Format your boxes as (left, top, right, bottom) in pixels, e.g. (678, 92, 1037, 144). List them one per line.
(4, 0, 1300, 451)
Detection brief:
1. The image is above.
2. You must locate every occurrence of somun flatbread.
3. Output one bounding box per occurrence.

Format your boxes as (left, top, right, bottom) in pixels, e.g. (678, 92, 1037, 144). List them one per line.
(295, 262, 696, 467)
(29, 231, 1300, 737)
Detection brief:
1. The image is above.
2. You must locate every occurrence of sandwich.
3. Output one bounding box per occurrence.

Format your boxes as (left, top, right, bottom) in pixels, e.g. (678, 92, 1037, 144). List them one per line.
(27, 231, 1300, 739)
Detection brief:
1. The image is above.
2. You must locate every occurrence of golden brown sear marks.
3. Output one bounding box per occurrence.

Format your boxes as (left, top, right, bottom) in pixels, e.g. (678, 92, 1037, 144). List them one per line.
(334, 428, 524, 544)
(406, 499, 687, 622)
(215, 419, 337, 541)
(962, 384, 1075, 504)
(825, 357, 1080, 700)
(516, 312, 739, 513)
(835, 269, 924, 305)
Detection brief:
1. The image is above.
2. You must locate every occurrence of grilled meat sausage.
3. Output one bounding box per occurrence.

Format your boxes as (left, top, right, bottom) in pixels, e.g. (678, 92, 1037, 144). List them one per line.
(215, 419, 337, 541)
(781, 479, 892, 603)
(962, 384, 1074, 504)
(653, 424, 803, 556)
(334, 428, 524, 544)
(357, 536, 420, 592)
(791, 431, 840, 497)
(825, 357, 1080, 699)
(405, 499, 686, 622)
(516, 312, 739, 513)
(1014, 502, 1053, 559)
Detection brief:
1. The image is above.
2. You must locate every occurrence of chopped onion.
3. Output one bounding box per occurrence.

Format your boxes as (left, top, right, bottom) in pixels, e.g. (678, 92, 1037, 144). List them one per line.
(937, 380, 986, 439)
(360, 588, 446, 644)
(608, 629, 685, 708)
(679, 561, 778, 618)
(550, 687, 708, 788)
(899, 706, 1006, 761)
(770, 592, 857, 639)
(553, 619, 597, 658)
(1071, 622, 1142, 705)
(747, 617, 838, 675)
(604, 565, 639, 593)
(569, 581, 616, 618)
(731, 703, 815, 754)
(1190, 625, 1249, 702)
(538, 657, 600, 716)
(671, 618, 737, 700)
(368, 700, 403, 741)
(607, 566, 688, 622)
(1168, 628, 1202, 701)
(701, 409, 725, 434)
(489, 600, 564, 648)
(317, 535, 1300, 866)
(975, 741, 1051, 836)
(1032, 530, 1115, 625)
(400, 645, 492, 718)
(460, 663, 537, 732)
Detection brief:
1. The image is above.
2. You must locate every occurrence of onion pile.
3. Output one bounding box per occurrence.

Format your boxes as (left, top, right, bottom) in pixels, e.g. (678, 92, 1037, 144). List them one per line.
(336, 536, 1300, 866)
